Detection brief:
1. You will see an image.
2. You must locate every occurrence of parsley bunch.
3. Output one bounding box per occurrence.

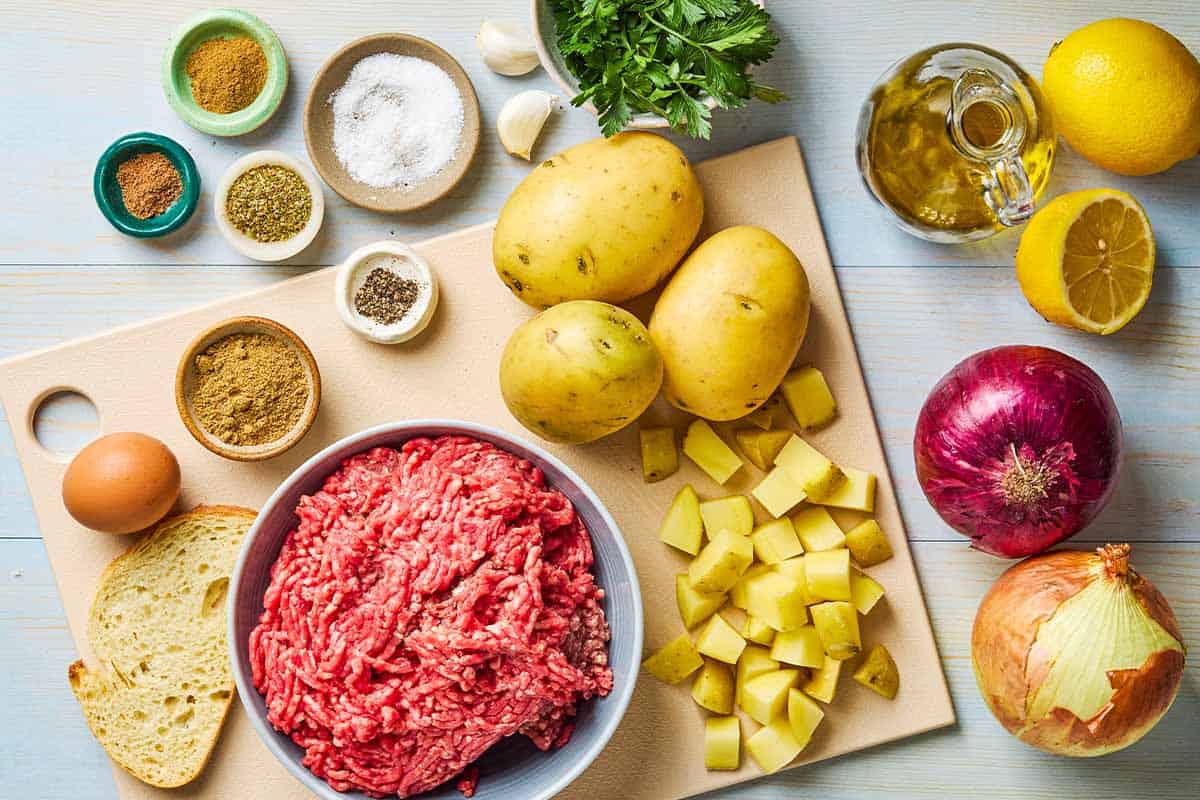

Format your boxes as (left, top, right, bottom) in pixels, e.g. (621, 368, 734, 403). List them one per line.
(551, 0, 786, 138)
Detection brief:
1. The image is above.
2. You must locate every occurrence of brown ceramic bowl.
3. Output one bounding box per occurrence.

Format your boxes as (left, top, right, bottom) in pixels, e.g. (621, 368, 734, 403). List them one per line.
(303, 34, 481, 213)
(174, 316, 321, 462)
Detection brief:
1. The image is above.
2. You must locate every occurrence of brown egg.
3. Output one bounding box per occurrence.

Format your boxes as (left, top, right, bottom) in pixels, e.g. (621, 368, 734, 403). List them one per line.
(62, 432, 181, 534)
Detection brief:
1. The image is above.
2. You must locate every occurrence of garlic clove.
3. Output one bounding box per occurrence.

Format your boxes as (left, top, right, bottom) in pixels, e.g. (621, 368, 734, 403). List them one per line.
(477, 19, 541, 76)
(498, 90, 560, 160)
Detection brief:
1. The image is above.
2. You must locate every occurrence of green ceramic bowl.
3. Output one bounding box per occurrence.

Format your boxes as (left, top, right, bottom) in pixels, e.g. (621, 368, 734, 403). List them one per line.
(94, 132, 200, 238)
(161, 8, 288, 136)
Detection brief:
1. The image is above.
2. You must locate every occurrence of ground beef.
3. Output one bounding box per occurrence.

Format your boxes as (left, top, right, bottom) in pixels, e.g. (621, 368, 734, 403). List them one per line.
(249, 436, 613, 798)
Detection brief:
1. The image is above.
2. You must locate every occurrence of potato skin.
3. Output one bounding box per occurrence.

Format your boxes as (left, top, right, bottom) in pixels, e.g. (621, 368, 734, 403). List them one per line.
(493, 132, 704, 308)
(500, 300, 663, 444)
(650, 226, 810, 420)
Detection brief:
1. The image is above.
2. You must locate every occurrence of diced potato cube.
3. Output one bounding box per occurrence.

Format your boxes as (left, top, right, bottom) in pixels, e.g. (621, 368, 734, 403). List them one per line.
(695, 613, 746, 664)
(639, 427, 678, 483)
(787, 688, 825, 749)
(805, 548, 851, 602)
(752, 467, 807, 518)
(810, 600, 861, 660)
(735, 644, 779, 706)
(704, 716, 741, 770)
(642, 633, 704, 684)
(691, 659, 735, 713)
(773, 557, 813, 605)
(659, 485, 704, 555)
(689, 530, 754, 592)
(742, 615, 776, 645)
(769, 625, 824, 668)
(750, 518, 803, 564)
(699, 495, 754, 538)
(790, 506, 846, 552)
(775, 436, 846, 501)
(780, 366, 837, 429)
(849, 569, 885, 615)
(730, 563, 771, 609)
(676, 574, 726, 629)
(742, 394, 782, 431)
(736, 429, 793, 471)
(844, 519, 893, 566)
(852, 644, 900, 699)
(811, 466, 876, 513)
(746, 718, 803, 773)
(744, 571, 808, 632)
(683, 420, 743, 484)
(740, 669, 800, 725)
(803, 655, 843, 703)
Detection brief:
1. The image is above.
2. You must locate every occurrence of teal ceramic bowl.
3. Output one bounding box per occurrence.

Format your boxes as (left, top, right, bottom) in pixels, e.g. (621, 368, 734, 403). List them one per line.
(161, 8, 288, 136)
(94, 132, 200, 238)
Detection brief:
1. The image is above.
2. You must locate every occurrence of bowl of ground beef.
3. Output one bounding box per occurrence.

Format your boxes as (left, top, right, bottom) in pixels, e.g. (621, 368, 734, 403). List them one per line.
(229, 420, 642, 800)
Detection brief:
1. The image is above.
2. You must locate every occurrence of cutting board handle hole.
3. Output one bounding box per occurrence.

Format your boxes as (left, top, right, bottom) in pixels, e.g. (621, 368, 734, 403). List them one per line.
(29, 388, 99, 462)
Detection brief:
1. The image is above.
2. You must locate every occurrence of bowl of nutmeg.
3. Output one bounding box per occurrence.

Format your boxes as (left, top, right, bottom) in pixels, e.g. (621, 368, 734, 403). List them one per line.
(175, 316, 321, 461)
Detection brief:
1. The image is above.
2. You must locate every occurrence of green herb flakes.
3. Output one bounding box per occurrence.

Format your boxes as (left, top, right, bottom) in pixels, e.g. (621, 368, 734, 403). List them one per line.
(551, 0, 786, 139)
(225, 165, 312, 243)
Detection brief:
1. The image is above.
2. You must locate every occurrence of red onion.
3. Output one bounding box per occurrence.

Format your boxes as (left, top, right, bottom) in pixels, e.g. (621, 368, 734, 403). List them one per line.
(914, 345, 1122, 558)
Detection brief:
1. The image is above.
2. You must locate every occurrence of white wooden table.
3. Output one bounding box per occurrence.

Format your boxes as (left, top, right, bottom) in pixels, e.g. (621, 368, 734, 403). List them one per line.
(1, 2, 1196, 798)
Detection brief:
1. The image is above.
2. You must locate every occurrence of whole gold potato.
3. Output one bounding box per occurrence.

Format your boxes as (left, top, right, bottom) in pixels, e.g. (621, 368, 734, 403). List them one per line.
(500, 300, 663, 444)
(493, 132, 704, 308)
(650, 226, 810, 420)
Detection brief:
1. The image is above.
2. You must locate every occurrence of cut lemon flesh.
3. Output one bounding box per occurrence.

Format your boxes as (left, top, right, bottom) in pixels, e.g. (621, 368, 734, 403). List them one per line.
(1016, 189, 1155, 335)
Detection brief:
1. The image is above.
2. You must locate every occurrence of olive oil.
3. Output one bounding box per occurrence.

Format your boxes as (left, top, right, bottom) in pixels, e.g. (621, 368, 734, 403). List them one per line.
(857, 44, 1056, 242)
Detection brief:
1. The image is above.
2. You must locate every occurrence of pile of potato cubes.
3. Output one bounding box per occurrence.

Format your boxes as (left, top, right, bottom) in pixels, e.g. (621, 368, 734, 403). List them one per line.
(639, 367, 899, 774)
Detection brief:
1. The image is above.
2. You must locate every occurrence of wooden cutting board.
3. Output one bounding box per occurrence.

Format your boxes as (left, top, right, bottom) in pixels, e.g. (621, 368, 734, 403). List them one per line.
(0, 137, 953, 800)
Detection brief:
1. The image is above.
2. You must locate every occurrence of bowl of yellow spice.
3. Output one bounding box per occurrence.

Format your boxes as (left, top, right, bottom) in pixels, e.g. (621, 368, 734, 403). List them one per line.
(162, 8, 287, 136)
(175, 316, 321, 461)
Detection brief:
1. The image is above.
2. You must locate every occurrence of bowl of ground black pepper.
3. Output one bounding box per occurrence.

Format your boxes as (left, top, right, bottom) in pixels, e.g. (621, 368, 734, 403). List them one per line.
(175, 316, 321, 461)
(334, 241, 440, 343)
(215, 150, 325, 261)
(94, 132, 200, 237)
(162, 8, 287, 136)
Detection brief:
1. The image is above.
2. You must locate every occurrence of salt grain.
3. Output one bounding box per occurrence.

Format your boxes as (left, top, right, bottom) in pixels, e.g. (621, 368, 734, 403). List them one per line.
(328, 53, 465, 190)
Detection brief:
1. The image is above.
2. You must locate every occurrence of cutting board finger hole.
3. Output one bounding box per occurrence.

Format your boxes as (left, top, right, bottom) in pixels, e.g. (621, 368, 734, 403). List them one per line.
(29, 388, 99, 462)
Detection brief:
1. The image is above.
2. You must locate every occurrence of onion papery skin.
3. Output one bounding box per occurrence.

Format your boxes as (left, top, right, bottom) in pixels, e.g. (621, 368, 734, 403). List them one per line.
(972, 544, 1185, 757)
(915, 345, 1122, 558)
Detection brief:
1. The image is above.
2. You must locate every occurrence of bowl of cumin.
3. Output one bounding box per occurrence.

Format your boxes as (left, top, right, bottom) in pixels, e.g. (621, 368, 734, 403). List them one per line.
(174, 316, 321, 462)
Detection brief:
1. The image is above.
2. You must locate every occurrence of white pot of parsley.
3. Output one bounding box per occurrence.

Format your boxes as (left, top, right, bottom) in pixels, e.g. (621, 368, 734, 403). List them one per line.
(533, 0, 785, 138)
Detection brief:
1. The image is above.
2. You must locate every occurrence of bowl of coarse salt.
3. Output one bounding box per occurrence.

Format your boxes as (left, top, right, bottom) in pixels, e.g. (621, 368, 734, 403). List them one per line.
(334, 241, 439, 344)
(304, 34, 482, 213)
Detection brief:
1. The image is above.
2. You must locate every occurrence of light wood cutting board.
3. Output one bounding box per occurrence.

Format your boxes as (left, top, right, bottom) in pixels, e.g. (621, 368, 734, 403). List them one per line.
(0, 137, 954, 800)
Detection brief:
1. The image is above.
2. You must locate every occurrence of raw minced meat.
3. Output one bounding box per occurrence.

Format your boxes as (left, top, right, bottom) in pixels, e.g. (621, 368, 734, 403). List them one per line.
(249, 436, 613, 798)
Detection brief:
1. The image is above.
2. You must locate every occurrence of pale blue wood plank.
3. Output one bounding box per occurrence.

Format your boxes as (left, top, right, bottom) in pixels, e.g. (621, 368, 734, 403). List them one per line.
(3, 538, 1195, 800)
(2, 266, 1195, 543)
(0, 1, 1197, 267)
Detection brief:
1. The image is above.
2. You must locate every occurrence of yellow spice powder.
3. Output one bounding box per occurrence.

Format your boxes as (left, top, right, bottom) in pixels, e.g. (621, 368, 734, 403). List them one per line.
(191, 333, 307, 447)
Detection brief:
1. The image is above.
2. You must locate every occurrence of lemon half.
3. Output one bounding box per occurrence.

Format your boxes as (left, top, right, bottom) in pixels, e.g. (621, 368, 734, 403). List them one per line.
(1016, 189, 1154, 335)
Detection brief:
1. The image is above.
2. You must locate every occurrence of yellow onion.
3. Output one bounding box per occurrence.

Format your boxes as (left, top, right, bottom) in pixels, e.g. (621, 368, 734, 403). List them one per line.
(972, 543, 1185, 756)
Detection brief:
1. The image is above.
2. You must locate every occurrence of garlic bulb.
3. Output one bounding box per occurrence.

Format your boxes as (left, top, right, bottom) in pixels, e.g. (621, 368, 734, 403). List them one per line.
(498, 90, 559, 160)
(476, 20, 540, 76)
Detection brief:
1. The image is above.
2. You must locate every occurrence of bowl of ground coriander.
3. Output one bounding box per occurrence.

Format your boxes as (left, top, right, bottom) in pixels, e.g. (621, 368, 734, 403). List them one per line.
(94, 132, 200, 237)
(175, 316, 321, 461)
(162, 8, 287, 136)
(215, 150, 325, 261)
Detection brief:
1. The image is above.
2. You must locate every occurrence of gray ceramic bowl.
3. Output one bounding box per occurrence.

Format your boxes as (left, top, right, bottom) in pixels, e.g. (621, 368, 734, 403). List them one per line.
(229, 420, 642, 800)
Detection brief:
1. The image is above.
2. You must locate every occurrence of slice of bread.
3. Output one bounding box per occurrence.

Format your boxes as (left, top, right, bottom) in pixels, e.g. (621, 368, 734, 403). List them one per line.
(68, 504, 256, 788)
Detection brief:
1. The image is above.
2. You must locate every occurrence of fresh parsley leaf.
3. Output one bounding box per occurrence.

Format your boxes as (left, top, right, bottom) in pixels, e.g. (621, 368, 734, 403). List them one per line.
(551, 0, 786, 139)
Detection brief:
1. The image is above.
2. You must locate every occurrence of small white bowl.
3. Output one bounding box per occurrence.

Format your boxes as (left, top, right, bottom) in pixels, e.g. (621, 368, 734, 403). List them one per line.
(530, 0, 765, 130)
(334, 241, 439, 344)
(214, 150, 325, 262)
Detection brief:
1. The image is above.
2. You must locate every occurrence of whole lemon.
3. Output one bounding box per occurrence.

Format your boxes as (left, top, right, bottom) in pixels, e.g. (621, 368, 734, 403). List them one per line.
(1043, 18, 1200, 176)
